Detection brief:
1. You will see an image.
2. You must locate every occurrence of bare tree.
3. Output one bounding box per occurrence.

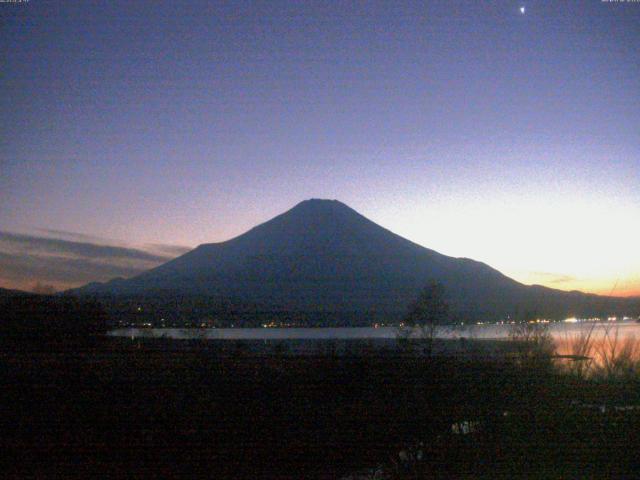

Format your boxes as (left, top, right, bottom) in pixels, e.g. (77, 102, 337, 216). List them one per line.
(404, 281, 450, 357)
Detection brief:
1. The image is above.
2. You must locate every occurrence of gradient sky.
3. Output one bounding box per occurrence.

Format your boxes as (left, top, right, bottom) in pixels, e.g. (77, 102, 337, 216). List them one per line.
(1, 0, 639, 295)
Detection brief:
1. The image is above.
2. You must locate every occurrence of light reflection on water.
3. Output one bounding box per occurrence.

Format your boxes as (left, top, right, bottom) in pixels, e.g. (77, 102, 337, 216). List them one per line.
(109, 322, 640, 374)
(109, 321, 640, 342)
(552, 323, 640, 371)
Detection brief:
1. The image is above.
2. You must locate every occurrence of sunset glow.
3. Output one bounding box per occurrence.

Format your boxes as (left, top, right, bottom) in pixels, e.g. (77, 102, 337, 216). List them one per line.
(1, 1, 638, 297)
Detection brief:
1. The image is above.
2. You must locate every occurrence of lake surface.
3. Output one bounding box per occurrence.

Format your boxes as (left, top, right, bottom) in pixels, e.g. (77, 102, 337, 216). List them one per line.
(109, 322, 640, 367)
(109, 321, 640, 341)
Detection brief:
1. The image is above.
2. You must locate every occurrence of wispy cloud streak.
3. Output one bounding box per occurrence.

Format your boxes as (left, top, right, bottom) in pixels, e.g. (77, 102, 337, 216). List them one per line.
(0, 231, 168, 262)
(0, 231, 192, 292)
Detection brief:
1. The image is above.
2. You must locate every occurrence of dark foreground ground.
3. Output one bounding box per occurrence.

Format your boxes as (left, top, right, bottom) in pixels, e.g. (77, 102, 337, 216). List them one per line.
(2, 337, 640, 479)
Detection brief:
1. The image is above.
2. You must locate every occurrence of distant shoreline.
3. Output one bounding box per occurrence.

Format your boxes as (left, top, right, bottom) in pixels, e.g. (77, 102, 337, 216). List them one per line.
(109, 320, 640, 341)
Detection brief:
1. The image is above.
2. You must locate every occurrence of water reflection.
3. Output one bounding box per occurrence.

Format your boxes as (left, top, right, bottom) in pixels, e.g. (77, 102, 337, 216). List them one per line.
(109, 321, 640, 373)
(554, 323, 640, 375)
(110, 321, 640, 341)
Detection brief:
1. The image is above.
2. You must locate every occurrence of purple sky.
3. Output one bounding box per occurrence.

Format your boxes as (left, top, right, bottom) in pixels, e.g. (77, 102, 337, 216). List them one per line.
(1, 0, 639, 295)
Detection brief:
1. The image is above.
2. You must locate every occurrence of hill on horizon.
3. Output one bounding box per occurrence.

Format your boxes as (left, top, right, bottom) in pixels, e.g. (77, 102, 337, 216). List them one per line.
(0, 287, 31, 298)
(71, 199, 639, 325)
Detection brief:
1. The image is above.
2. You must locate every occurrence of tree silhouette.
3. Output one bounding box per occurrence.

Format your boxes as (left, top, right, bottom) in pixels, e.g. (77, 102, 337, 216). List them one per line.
(404, 281, 450, 357)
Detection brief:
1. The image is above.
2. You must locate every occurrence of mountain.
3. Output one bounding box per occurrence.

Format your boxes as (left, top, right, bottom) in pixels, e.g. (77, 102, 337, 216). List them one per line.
(0, 287, 30, 298)
(72, 199, 639, 325)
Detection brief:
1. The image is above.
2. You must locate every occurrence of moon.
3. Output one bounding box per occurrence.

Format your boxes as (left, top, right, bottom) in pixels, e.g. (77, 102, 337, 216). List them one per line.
(520, 6, 526, 14)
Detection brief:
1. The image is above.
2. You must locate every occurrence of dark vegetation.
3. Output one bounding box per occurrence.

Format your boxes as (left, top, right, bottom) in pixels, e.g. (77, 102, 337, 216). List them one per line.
(0, 293, 109, 345)
(2, 295, 640, 478)
(77, 292, 379, 328)
(3, 338, 640, 479)
(70, 289, 640, 329)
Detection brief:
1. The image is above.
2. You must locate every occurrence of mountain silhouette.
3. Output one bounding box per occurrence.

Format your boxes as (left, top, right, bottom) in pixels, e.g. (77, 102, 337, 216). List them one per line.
(74, 199, 638, 324)
(0, 287, 29, 298)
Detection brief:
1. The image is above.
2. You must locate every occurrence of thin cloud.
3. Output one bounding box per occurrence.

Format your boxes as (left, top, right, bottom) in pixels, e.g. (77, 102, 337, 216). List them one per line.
(530, 271, 577, 284)
(36, 228, 112, 244)
(144, 243, 192, 257)
(0, 252, 150, 284)
(0, 231, 189, 291)
(0, 231, 168, 263)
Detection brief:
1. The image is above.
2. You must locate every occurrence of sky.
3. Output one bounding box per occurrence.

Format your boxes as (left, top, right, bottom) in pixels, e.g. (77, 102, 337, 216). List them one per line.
(1, 0, 639, 295)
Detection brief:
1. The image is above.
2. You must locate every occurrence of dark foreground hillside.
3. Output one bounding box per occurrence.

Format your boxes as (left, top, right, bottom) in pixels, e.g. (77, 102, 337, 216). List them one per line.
(2, 336, 640, 479)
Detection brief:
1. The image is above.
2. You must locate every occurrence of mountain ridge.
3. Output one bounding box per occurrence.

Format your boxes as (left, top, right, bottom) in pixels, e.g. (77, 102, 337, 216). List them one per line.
(70, 199, 639, 324)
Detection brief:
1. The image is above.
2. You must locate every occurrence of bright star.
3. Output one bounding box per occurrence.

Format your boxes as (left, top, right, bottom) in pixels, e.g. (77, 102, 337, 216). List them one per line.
(520, 6, 526, 14)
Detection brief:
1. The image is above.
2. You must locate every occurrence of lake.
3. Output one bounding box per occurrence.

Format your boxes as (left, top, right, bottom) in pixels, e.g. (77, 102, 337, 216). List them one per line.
(108, 321, 640, 341)
(109, 321, 640, 371)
